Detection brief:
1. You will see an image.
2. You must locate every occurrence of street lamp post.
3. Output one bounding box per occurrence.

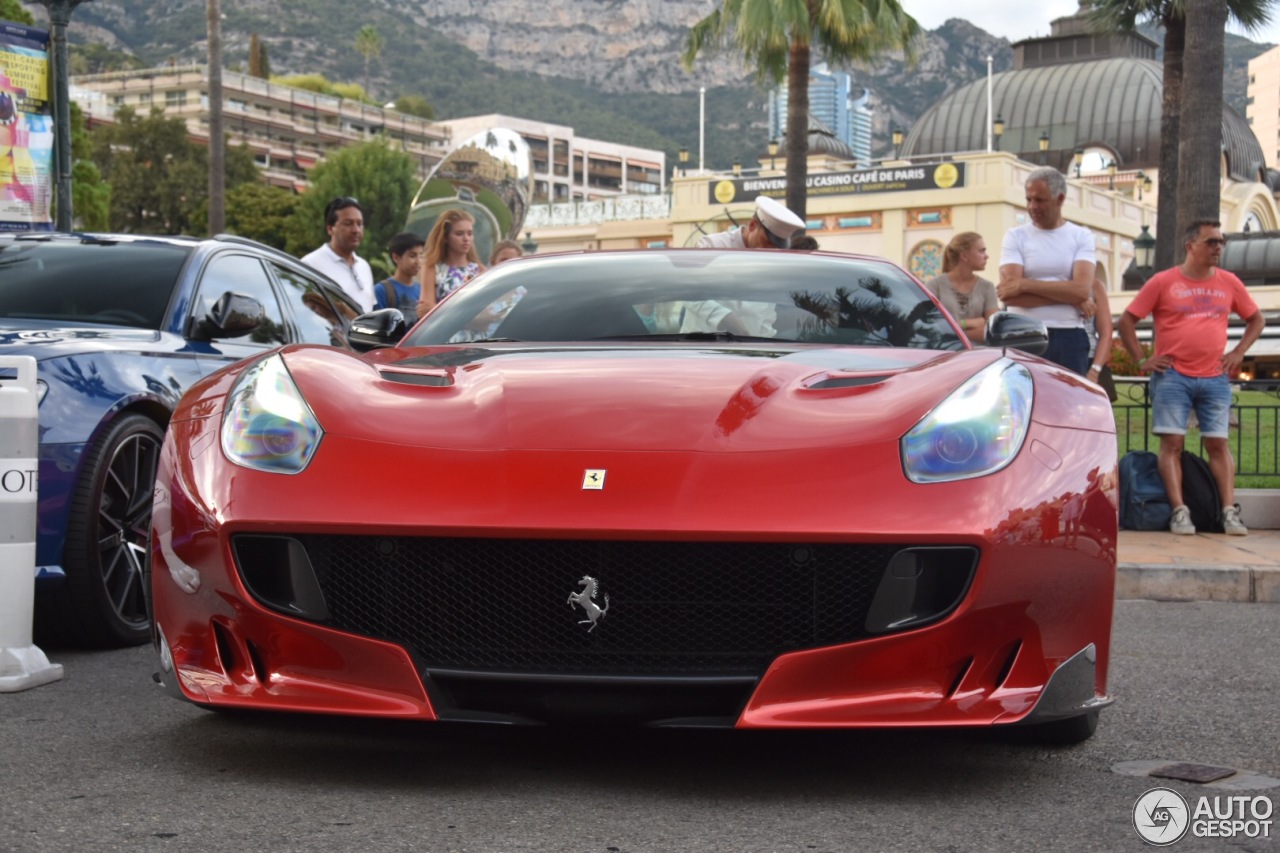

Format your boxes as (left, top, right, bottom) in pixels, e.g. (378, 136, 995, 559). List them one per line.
(1038, 130, 1050, 165)
(1134, 224, 1155, 278)
(521, 231, 538, 256)
(892, 125, 904, 159)
(39, 0, 93, 231)
(207, 0, 224, 234)
(1122, 225, 1157, 291)
(992, 115, 1004, 151)
(767, 139, 779, 171)
(1073, 148, 1083, 178)
(677, 147, 689, 178)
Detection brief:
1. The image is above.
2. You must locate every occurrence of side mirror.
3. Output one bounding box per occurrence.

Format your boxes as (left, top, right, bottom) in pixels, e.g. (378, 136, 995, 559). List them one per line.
(347, 308, 407, 352)
(986, 311, 1049, 355)
(192, 292, 265, 340)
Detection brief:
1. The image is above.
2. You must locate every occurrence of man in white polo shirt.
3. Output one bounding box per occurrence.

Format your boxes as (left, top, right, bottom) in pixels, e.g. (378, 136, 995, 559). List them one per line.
(998, 167, 1095, 374)
(301, 197, 375, 313)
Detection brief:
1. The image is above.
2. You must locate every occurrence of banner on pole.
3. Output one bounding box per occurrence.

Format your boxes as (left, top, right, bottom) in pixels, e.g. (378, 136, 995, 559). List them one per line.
(0, 21, 54, 232)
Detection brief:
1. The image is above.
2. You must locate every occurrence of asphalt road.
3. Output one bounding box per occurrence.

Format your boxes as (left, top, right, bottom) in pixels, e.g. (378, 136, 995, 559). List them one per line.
(3, 600, 1277, 853)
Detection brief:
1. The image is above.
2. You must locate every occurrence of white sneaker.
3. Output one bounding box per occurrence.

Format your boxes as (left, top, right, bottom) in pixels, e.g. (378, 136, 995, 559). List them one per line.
(1222, 504, 1248, 536)
(1169, 505, 1195, 535)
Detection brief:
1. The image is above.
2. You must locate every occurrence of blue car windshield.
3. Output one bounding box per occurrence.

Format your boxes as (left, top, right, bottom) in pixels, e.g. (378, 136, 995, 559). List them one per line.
(0, 239, 192, 329)
(402, 249, 965, 351)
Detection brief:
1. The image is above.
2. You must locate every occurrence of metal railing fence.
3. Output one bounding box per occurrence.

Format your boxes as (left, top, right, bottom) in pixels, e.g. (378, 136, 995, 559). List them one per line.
(1112, 377, 1280, 483)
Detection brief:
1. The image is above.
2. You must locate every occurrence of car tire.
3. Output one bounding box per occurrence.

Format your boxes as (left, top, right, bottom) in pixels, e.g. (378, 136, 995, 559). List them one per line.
(1029, 709, 1100, 746)
(40, 414, 163, 648)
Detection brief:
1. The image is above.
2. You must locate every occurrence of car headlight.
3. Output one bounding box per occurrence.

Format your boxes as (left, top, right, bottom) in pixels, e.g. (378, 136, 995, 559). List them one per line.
(221, 354, 323, 474)
(901, 359, 1032, 483)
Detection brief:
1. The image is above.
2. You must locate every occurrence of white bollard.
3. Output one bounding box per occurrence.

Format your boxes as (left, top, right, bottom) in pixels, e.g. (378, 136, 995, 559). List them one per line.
(0, 356, 63, 692)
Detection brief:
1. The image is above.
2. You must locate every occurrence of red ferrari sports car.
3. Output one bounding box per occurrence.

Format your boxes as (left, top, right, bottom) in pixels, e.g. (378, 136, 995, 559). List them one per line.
(149, 248, 1117, 744)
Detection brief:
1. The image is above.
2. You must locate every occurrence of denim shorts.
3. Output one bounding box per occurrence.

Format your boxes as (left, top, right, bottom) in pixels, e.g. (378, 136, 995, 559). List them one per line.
(1150, 369, 1232, 438)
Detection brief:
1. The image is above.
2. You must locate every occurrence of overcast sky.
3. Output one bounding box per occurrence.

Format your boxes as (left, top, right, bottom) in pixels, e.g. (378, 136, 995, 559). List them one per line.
(901, 1, 1280, 48)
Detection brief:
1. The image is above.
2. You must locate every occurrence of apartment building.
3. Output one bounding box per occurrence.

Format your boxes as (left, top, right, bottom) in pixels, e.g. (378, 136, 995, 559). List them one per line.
(440, 114, 665, 204)
(71, 65, 451, 191)
(1248, 45, 1280, 172)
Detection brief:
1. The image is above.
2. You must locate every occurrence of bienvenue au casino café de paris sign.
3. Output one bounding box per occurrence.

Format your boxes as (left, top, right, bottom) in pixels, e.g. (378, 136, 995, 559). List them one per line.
(709, 161, 966, 205)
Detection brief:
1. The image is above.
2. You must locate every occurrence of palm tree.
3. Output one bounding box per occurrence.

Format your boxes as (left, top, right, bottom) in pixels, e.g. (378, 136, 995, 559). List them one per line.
(1177, 0, 1229, 252)
(355, 25, 384, 98)
(1088, 0, 1271, 267)
(682, 0, 919, 219)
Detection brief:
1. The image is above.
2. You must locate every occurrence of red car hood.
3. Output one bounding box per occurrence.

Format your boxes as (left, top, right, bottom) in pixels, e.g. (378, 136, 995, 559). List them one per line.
(278, 344, 1007, 453)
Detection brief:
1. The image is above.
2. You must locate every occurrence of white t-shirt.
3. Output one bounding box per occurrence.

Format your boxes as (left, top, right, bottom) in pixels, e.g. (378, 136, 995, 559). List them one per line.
(999, 221, 1095, 329)
(301, 244, 375, 313)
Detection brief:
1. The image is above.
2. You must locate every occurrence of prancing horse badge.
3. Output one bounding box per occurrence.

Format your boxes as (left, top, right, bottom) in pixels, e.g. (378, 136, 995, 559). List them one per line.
(567, 576, 609, 631)
(582, 469, 606, 490)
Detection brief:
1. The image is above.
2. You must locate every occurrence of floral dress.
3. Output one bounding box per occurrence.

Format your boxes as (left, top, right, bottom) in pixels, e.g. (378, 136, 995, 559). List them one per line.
(436, 261, 526, 342)
(435, 262, 482, 301)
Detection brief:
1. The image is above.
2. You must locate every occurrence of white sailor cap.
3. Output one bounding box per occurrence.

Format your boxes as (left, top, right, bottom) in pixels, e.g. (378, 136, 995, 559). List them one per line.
(754, 196, 806, 248)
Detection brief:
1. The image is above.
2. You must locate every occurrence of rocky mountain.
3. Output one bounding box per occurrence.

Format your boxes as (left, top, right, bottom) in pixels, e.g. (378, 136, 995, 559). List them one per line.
(15, 0, 1270, 167)
(405, 0, 751, 94)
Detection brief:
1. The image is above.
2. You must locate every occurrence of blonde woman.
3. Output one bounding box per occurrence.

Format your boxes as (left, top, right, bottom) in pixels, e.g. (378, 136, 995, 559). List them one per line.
(925, 232, 999, 343)
(416, 209, 486, 316)
(489, 239, 523, 266)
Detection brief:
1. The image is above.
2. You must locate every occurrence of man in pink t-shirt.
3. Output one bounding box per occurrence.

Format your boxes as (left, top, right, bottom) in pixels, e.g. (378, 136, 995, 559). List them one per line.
(1118, 220, 1265, 536)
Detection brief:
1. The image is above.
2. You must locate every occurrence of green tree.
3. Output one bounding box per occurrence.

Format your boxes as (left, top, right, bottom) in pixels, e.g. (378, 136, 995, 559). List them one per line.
(90, 106, 258, 235)
(248, 33, 270, 79)
(71, 160, 110, 230)
(269, 74, 376, 105)
(683, 0, 919, 218)
(272, 74, 339, 96)
(69, 43, 146, 76)
(0, 0, 34, 24)
(355, 25, 384, 97)
(332, 81, 372, 103)
(393, 94, 435, 120)
(69, 103, 109, 230)
(1089, 0, 1271, 267)
(224, 182, 298, 249)
(283, 140, 418, 262)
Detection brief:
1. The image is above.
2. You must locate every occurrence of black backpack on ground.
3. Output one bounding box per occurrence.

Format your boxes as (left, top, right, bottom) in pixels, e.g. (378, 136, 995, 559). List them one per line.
(1180, 450, 1224, 533)
(1119, 450, 1171, 531)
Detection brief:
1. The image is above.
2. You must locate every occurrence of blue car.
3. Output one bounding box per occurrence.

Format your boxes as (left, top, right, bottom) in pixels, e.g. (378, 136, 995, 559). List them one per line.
(0, 232, 361, 647)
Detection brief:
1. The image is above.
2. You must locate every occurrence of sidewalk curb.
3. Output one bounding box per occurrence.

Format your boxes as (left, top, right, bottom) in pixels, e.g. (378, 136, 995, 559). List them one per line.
(1117, 563, 1279, 603)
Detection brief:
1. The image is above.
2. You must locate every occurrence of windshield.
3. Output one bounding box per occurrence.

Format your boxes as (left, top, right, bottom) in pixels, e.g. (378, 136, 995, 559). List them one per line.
(0, 239, 192, 329)
(402, 250, 965, 351)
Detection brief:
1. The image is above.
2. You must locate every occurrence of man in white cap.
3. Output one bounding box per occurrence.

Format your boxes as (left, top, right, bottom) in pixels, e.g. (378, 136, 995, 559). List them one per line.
(680, 196, 806, 336)
(697, 195, 806, 249)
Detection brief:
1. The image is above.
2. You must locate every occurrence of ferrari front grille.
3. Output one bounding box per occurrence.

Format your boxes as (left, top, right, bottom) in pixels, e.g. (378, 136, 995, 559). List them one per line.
(243, 536, 976, 678)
